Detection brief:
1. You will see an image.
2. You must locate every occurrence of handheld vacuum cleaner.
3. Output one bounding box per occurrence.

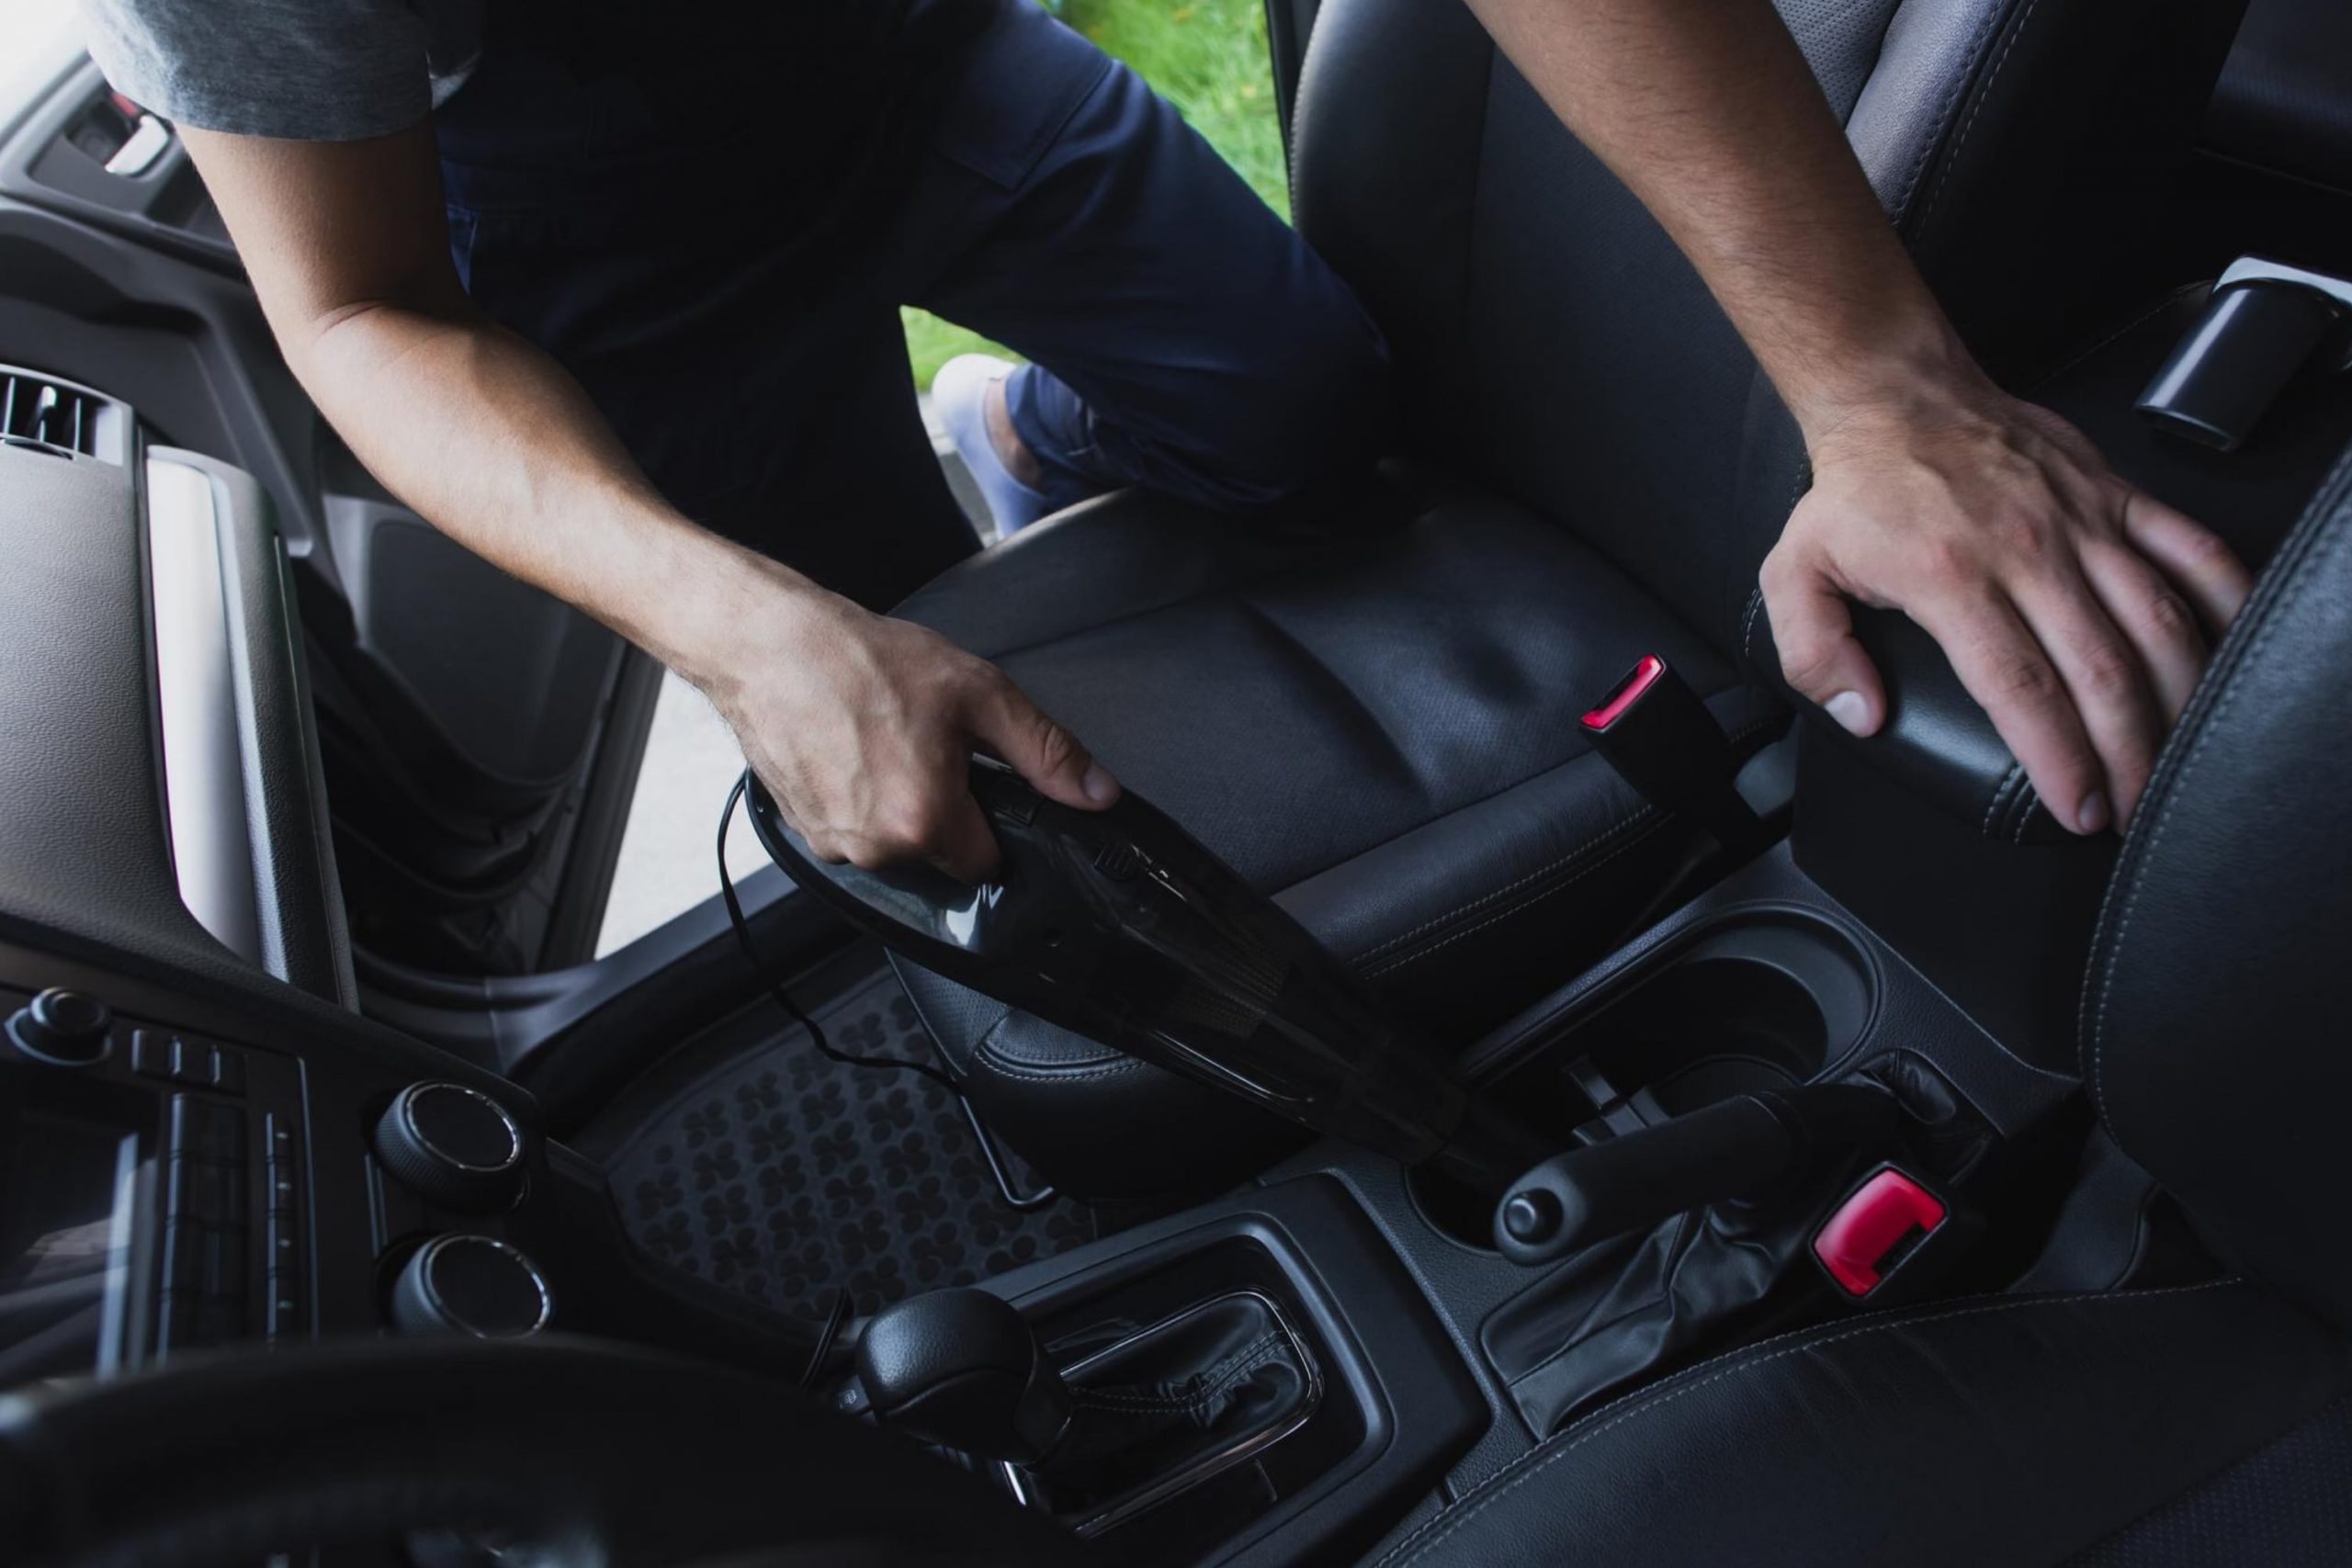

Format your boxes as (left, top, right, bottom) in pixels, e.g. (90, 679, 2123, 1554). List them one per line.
(746, 755, 1547, 1198)
(750, 725, 1885, 1258)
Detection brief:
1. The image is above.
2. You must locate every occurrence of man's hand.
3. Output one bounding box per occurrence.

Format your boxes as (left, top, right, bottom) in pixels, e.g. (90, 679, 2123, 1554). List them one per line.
(1453, 0, 2256, 836)
(1763, 378, 2252, 833)
(693, 561, 1121, 882)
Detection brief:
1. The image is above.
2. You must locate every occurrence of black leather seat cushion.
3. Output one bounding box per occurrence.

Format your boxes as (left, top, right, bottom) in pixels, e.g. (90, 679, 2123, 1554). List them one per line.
(893, 482, 1779, 1198)
(1370, 1280, 2352, 1567)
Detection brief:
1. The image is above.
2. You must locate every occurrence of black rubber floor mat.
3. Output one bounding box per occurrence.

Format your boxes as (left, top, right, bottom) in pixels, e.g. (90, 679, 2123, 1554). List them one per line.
(604, 969, 1095, 1324)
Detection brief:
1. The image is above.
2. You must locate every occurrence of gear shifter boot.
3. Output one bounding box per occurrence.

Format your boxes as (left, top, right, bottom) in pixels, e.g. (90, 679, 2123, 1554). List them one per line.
(1010, 1291, 1318, 1533)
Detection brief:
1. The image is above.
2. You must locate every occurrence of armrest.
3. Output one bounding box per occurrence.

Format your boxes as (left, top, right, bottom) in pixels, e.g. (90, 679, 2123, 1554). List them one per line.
(1747, 284, 2352, 843)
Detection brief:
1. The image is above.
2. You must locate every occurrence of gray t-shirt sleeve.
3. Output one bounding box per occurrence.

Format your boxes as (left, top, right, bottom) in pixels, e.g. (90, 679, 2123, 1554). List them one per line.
(82, 0, 435, 141)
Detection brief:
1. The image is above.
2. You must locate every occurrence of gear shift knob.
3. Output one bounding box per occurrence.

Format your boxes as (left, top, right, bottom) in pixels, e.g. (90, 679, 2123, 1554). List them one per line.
(855, 1288, 1072, 1464)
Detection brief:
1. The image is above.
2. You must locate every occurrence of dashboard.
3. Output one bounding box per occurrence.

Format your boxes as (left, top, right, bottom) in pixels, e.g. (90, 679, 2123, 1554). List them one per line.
(0, 42, 823, 1405)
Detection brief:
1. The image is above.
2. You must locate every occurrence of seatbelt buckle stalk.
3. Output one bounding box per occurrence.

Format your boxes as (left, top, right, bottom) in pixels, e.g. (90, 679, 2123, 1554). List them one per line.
(1579, 656, 1770, 856)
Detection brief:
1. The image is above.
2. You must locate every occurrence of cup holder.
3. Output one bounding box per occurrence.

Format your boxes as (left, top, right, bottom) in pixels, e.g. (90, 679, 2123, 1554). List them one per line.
(1410, 910, 1875, 1248)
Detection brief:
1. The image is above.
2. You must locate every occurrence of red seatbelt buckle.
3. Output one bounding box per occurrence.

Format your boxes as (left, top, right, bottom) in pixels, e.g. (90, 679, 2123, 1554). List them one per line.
(1811, 1164, 1975, 1303)
(1578, 655, 1770, 855)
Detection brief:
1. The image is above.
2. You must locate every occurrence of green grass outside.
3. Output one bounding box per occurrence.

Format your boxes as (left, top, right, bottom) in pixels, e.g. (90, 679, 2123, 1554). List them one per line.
(901, 0, 1290, 389)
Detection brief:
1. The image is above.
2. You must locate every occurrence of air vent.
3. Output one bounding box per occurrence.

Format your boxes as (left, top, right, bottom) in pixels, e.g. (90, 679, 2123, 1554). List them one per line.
(0, 367, 127, 464)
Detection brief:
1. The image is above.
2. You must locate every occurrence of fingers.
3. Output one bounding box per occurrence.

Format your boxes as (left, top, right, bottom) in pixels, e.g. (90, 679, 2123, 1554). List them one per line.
(964, 671, 1120, 811)
(923, 794, 1006, 885)
(1911, 588, 2111, 836)
(2077, 538, 2207, 727)
(803, 785, 1003, 884)
(2121, 492, 2253, 635)
(1761, 548, 1887, 737)
(2006, 564, 2168, 828)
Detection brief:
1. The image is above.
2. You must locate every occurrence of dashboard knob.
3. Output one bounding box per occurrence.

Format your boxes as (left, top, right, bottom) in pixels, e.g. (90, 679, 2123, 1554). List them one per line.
(390, 1234, 551, 1338)
(371, 1081, 526, 1212)
(6, 987, 113, 1066)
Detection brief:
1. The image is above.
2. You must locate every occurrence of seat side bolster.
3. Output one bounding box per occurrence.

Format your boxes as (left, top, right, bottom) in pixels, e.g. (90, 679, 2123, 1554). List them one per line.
(1374, 1280, 2351, 1568)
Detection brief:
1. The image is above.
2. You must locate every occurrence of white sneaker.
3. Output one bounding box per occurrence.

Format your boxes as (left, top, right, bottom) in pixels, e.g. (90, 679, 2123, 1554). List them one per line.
(933, 354, 1050, 538)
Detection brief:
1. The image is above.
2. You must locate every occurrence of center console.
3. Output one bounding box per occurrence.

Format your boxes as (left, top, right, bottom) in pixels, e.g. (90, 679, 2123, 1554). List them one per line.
(773, 261, 2352, 1557)
(0, 946, 847, 1398)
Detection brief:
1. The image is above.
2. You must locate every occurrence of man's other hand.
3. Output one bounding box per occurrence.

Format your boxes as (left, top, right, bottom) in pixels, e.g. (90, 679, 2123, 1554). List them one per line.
(704, 576, 1119, 882)
(1762, 382, 2254, 835)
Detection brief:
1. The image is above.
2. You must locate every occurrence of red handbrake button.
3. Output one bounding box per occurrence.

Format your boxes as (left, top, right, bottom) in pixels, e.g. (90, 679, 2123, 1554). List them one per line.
(1813, 1167, 1948, 1298)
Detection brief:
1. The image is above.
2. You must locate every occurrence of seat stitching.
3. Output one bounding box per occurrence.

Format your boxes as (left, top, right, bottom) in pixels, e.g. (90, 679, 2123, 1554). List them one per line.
(1981, 762, 2026, 837)
(969, 1002, 1144, 1082)
(1357, 711, 1781, 966)
(1353, 807, 1661, 962)
(1373, 1280, 2245, 1568)
(1316, 691, 1767, 932)
(2085, 446, 2352, 1108)
(971, 1048, 1146, 1084)
(1913, 0, 2044, 237)
(1071, 1332, 1291, 1413)
(1740, 585, 1768, 664)
(1887, 0, 2016, 220)
(2022, 282, 2211, 394)
(1363, 814, 1676, 978)
(2086, 451, 2352, 1120)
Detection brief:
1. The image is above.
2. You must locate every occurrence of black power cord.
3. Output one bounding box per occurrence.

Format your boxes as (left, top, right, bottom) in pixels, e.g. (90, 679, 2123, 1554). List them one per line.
(715, 770, 1059, 1213)
(717, 771, 960, 1092)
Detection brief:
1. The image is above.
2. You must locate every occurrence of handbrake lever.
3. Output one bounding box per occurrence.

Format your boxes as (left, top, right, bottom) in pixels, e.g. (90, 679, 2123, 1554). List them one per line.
(1492, 1082, 1894, 1265)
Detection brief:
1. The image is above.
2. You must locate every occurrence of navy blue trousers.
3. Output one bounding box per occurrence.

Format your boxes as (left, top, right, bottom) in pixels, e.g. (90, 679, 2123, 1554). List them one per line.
(435, 0, 1394, 610)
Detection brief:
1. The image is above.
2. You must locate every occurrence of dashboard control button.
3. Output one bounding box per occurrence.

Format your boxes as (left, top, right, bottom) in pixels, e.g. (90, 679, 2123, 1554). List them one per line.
(6, 988, 112, 1066)
(131, 1027, 174, 1079)
(168, 1034, 214, 1085)
(390, 1235, 550, 1339)
(209, 1044, 246, 1095)
(372, 1082, 526, 1213)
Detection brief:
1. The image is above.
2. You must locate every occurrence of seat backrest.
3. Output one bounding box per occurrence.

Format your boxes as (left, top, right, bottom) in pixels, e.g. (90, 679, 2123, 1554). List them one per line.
(2206, 0, 2352, 191)
(1291, 0, 2250, 651)
(2083, 445, 2352, 1331)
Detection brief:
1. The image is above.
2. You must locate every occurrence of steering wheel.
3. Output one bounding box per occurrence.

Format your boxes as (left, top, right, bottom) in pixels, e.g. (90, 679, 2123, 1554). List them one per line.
(0, 1337, 1091, 1567)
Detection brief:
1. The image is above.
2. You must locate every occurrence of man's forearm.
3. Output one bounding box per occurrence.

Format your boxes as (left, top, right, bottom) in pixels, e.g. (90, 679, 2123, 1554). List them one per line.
(175, 118, 1117, 880)
(291, 300, 813, 687)
(1459, 0, 1973, 436)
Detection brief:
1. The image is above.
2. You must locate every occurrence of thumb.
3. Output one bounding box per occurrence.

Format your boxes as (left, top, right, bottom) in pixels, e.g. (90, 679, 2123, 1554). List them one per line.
(1764, 561, 1886, 738)
(967, 671, 1121, 811)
